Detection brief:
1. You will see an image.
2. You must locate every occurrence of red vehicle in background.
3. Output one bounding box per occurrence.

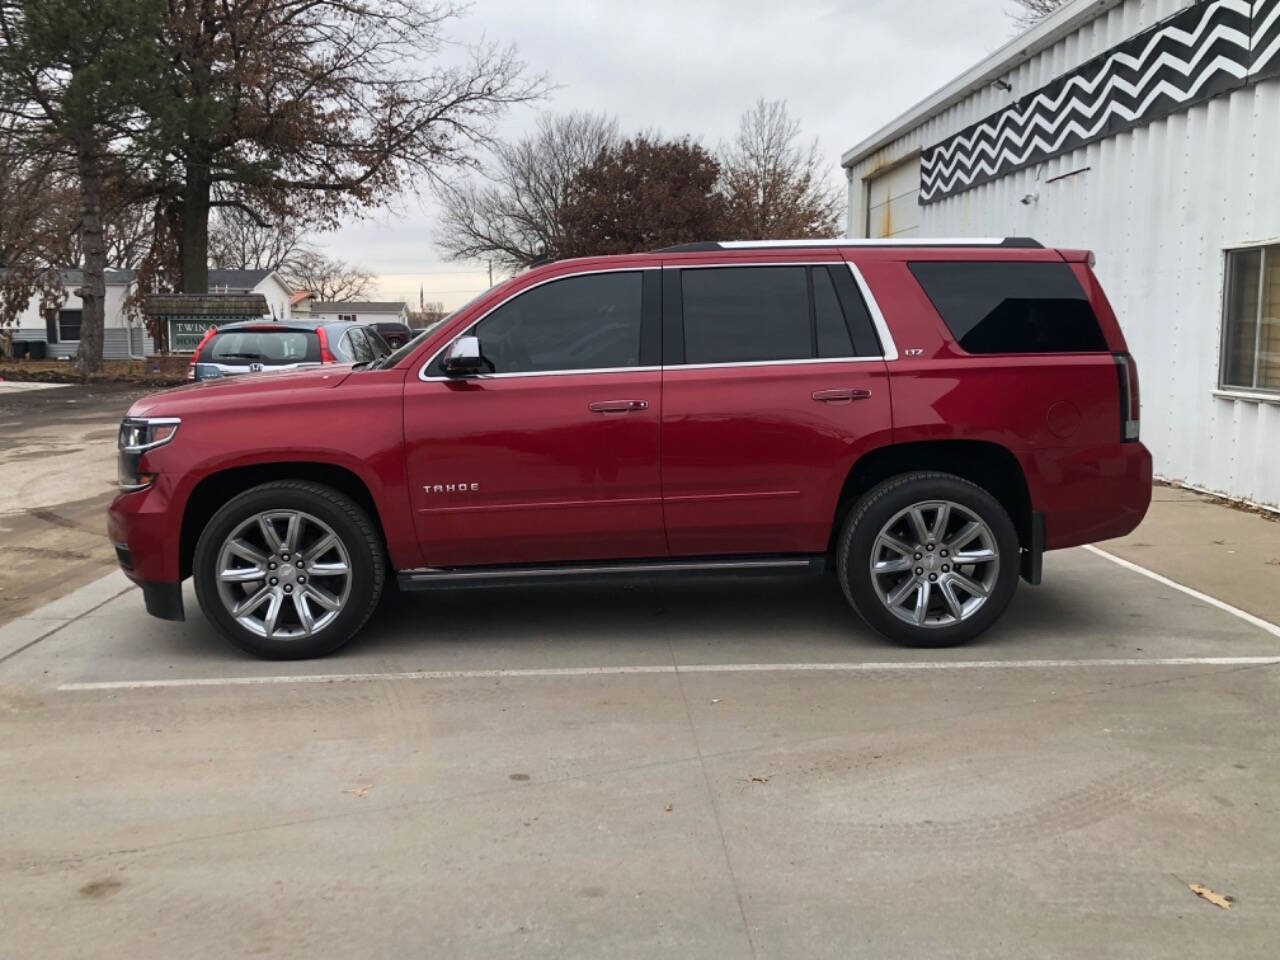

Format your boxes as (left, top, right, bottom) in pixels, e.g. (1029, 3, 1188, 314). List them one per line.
(109, 238, 1150, 659)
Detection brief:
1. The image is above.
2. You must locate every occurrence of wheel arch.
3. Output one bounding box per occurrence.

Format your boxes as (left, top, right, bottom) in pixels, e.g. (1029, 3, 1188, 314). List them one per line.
(180, 462, 386, 580)
(830, 440, 1033, 553)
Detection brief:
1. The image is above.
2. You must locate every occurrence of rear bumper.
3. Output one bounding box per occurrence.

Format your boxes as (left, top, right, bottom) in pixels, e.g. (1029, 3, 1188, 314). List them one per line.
(1028, 442, 1153, 550)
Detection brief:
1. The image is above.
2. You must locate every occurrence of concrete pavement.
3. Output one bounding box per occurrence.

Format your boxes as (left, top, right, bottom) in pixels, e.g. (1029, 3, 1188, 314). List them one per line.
(2, 547, 1279, 959)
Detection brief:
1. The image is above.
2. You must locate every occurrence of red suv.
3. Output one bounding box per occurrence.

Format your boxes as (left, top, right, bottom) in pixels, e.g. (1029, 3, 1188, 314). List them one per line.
(109, 239, 1151, 658)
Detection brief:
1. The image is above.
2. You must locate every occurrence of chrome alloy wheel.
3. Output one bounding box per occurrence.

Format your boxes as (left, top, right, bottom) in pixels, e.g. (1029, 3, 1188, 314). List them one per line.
(215, 510, 352, 639)
(869, 500, 1000, 628)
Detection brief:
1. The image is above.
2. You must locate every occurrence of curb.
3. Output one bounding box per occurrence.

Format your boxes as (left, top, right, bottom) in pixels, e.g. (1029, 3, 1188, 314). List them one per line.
(0, 571, 136, 663)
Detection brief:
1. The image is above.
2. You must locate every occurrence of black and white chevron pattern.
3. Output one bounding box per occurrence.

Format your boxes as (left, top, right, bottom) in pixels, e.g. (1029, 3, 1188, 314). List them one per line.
(921, 0, 1280, 204)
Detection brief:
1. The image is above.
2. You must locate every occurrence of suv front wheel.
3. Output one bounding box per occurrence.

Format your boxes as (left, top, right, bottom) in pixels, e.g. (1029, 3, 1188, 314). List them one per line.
(837, 471, 1020, 647)
(193, 481, 386, 659)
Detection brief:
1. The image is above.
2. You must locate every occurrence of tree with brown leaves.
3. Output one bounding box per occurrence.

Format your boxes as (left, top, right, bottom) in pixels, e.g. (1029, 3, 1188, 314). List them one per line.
(136, 0, 543, 296)
(556, 136, 727, 259)
(0, 0, 165, 374)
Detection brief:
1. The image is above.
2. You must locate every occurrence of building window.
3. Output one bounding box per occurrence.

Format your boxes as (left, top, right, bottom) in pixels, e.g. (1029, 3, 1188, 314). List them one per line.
(58, 309, 82, 343)
(338, 313, 357, 323)
(1221, 244, 1280, 393)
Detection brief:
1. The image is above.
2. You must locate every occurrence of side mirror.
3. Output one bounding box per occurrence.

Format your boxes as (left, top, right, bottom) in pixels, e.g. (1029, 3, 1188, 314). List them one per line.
(441, 335, 485, 377)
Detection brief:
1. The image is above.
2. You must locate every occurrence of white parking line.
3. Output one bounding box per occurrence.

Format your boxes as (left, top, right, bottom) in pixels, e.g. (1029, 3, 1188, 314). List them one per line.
(1083, 545, 1280, 639)
(55, 656, 1280, 691)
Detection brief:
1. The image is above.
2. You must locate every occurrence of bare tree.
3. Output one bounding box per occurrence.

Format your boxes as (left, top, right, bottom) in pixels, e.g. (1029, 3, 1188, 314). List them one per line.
(718, 100, 842, 240)
(283, 251, 375, 302)
(436, 112, 620, 269)
(208, 208, 311, 274)
(1008, 0, 1069, 29)
(409, 300, 446, 328)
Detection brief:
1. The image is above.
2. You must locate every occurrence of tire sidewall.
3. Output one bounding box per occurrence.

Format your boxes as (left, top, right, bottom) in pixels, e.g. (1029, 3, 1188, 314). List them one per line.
(193, 484, 381, 659)
(840, 473, 1020, 647)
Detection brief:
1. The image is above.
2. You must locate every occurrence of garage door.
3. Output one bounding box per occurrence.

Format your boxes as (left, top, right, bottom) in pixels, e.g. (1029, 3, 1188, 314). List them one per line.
(865, 158, 921, 239)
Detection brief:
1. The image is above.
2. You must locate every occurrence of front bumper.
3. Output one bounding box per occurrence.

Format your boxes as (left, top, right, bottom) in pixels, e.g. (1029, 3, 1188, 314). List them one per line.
(107, 479, 185, 620)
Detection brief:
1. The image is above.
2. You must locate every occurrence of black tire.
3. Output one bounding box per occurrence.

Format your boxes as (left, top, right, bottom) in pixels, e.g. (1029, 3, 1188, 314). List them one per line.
(193, 481, 386, 659)
(836, 471, 1020, 647)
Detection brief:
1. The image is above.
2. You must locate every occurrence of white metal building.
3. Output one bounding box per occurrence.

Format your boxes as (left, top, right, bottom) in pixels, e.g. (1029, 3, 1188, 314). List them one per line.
(843, 0, 1280, 509)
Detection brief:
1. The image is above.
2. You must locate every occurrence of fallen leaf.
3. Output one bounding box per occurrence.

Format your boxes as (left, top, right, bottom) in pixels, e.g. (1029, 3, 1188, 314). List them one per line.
(1188, 883, 1232, 910)
(1266, 558, 1280, 566)
(710, 698, 722, 704)
(747, 775, 771, 784)
(345, 784, 373, 799)
(664, 803, 673, 812)
(1212, 539, 1227, 545)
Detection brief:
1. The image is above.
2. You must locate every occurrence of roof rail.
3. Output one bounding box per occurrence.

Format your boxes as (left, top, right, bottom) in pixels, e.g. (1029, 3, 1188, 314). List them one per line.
(655, 237, 1043, 252)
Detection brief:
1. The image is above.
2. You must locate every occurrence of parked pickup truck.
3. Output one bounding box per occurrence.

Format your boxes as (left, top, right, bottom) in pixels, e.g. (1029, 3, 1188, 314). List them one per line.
(109, 238, 1151, 659)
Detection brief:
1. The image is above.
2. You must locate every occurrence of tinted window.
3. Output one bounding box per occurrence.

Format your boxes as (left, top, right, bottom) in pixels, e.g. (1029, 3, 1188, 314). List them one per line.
(682, 267, 810, 363)
(472, 272, 643, 374)
(813, 267, 853, 358)
(909, 261, 1108, 354)
(206, 331, 317, 365)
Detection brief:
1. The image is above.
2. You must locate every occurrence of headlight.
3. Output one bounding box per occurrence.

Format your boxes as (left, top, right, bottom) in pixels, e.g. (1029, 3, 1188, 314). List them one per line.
(118, 417, 180, 491)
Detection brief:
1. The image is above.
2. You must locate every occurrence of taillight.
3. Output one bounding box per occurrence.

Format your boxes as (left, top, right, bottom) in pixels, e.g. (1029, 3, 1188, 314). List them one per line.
(187, 326, 217, 379)
(316, 326, 336, 363)
(1113, 352, 1140, 442)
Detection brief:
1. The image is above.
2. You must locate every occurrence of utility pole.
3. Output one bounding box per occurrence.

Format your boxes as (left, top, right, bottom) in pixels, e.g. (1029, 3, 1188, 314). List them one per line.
(488, 260, 494, 288)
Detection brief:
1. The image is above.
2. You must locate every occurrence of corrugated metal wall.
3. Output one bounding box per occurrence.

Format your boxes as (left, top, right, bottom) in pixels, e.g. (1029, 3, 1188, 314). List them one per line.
(846, 0, 1280, 508)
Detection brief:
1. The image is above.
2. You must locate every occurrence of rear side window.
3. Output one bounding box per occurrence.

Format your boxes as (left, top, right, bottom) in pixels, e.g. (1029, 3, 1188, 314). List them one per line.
(909, 261, 1108, 354)
(205, 331, 318, 365)
(679, 265, 882, 364)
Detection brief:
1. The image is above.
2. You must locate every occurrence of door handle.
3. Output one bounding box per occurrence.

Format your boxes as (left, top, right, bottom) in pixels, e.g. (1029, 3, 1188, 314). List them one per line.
(589, 399, 649, 414)
(812, 388, 872, 404)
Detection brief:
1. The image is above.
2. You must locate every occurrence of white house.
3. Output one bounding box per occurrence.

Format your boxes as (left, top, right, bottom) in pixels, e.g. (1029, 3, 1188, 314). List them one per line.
(4, 267, 292, 359)
(296, 299, 410, 325)
(841, 0, 1280, 509)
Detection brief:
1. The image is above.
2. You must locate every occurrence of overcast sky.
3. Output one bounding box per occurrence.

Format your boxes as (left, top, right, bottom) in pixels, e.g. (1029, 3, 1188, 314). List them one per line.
(314, 0, 1018, 309)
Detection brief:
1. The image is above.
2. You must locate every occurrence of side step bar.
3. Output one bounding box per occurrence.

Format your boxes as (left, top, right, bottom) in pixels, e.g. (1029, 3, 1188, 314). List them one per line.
(397, 555, 827, 591)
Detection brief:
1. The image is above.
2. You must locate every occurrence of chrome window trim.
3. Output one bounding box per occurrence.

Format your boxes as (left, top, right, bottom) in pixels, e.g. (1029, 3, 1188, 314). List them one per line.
(846, 262, 899, 361)
(417, 260, 896, 381)
(669, 356, 885, 371)
(717, 238, 1007, 249)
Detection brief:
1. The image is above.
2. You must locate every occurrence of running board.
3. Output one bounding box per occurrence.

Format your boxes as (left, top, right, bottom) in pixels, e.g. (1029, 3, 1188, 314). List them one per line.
(397, 556, 826, 590)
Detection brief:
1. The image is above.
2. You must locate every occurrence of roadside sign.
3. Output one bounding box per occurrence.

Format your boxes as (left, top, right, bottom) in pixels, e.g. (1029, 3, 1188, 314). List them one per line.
(168, 319, 221, 353)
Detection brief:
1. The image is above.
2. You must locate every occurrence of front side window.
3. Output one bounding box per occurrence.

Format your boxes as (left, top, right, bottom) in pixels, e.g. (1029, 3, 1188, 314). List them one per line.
(1221, 245, 1279, 393)
(909, 261, 1108, 354)
(679, 265, 880, 365)
(469, 271, 644, 374)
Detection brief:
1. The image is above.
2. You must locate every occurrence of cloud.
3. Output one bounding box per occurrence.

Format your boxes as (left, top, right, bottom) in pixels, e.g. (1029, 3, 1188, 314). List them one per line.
(316, 0, 1013, 307)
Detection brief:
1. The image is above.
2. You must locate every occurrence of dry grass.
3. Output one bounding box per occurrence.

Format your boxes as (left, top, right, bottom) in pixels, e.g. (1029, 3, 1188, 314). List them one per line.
(0, 357, 188, 386)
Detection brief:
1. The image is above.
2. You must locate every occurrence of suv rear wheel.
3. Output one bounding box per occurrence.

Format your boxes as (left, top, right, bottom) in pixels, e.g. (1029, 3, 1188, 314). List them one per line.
(837, 471, 1020, 647)
(193, 481, 385, 659)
